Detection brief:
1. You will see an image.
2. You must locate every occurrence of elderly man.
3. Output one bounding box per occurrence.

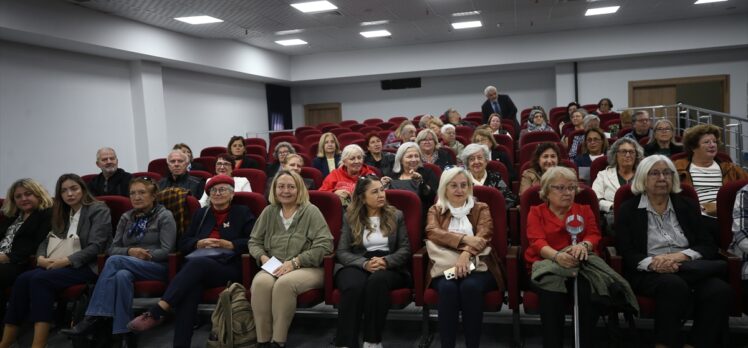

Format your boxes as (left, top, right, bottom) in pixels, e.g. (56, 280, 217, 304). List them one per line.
(158, 150, 204, 196)
(624, 110, 654, 142)
(481, 85, 518, 129)
(88, 147, 132, 197)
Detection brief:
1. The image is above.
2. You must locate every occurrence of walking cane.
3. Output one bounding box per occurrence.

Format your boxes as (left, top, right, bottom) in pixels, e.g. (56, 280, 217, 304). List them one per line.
(566, 214, 585, 348)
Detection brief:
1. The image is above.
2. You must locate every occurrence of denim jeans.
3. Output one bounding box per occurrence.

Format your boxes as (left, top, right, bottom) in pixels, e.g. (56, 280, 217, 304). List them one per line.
(85, 255, 167, 333)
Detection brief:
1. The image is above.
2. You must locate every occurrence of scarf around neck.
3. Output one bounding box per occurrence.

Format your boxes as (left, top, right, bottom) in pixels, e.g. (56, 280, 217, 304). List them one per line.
(447, 196, 475, 236)
(127, 205, 159, 241)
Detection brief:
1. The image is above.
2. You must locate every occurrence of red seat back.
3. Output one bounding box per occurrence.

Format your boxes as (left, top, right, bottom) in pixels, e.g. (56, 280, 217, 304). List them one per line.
(385, 190, 423, 254)
(487, 160, 510, 183)
(363, 118, 384, 126)
(193, 156, 217, 173)
(473, 186, 508, 259)
(200, 146, 226, 157)
(81, 174, 98, 184)
(309, 191, 343, 246)
(188, 170, 212, 181)
(519, 131, 560, 148)
(300, 167, 324, 189)
(97, 195, 133, 230)
(422, 163, 442, 181)
(518, 142, 568, 166)
(148, 158, 169, 177)
(589, 156, 609, 185)
(232, 192, 267, 218)
(233, 169, 267, 196)
(132, 172, 163, 181)
(243, 138, 267, 150)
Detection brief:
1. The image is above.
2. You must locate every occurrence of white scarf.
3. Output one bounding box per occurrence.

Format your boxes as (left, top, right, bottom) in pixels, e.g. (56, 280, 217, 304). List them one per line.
(447, 196, 475, 236)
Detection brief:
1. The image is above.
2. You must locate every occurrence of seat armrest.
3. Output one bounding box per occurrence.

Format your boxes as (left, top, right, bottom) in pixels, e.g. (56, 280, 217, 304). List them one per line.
(606, 246, 622, 274)
(241, 254, 252, 289)
(97, 254, 108, 273)
(508, 207, 519, 245)
(719, 249, 743, 316)
(323, 253, 336, 304)
(506, 245, 521, 310)
(413, 246, 428, 306)
(168, 252, 181, 281)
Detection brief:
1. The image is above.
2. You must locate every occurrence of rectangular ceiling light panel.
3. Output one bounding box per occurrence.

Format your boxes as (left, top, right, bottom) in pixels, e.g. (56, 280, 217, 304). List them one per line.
(275, 39, 308, 46)
(694, 0, 728, 3)
(174, 15, 223, 24)
(291, 1, 338, 13)
(585, 6, 620, 16)
(452, 21, 482, 29)
(360, 30, 391, 38)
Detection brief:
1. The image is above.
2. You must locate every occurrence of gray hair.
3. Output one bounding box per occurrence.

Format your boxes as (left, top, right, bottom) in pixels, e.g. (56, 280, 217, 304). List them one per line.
(632, 110, 650, 122)
(393, 142, 421, 174)
(582, 114, 600, 129)
(415, 129, 440, 149)
(441, 124, 456, 134)
(631, 155, 681, 195)
(460, 144, 490, 165)
(648, 119, 679, 146)
(96, 147, 116, 161)
(273, 141, 296, 158)
(484, 85, 497, 96)
(435, 167, 473, 213)
(539, 166, 578, 201)
(339, 144, 365, 167)
(167, 149, 188, 161)
(607, 137, 644, 168)
(418, 114, 435, 129)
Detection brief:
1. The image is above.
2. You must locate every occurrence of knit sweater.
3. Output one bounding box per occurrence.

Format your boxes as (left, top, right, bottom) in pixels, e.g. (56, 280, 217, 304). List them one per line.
(109, 205, 177, 263)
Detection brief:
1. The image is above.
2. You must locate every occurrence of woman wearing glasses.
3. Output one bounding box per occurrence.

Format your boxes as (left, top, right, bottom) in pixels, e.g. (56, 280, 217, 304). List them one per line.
(643, 119, 683, 157)
(524, 167, 603, 348)
(128, 175, 255, 348)
(592, 138, 644, 232)
(616, 155, 731, 347)
(416, 129, 455, 170)
(199, 154, 252, 207)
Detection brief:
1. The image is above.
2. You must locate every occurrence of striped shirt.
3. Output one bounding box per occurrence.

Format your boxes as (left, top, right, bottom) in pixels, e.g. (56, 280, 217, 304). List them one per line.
(689, 162, 721, 204)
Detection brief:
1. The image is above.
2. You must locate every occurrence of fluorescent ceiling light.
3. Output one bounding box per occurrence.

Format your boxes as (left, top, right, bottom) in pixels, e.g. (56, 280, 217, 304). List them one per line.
(174, 15, 223, 25)
(275, 29, 304, 35)
(361, 20, 389, 26)
(275, 39, 308, 46)
(291, 1, 337, 13)
(452, 10, 481, 17)
(452, 21, 482, 29)
(585, 6, 620, 16)
(694, 0, 727, 3)
(360, 30, 391, 38)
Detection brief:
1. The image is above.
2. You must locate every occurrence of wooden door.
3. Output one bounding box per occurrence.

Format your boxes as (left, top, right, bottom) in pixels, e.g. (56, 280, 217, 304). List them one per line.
(631, 85, 676, 118)
(304, 103, 342, 126)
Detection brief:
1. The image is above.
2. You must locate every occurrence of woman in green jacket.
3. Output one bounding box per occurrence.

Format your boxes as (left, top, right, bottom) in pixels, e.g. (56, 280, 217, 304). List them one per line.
(249, 170, 334, 348)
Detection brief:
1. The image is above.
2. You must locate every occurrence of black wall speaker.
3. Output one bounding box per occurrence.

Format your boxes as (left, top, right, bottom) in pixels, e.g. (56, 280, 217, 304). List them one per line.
(381, 77, 421, 90)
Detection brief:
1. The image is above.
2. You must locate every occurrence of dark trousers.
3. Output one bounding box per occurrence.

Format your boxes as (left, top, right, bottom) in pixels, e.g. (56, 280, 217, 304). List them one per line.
(162, 257, 240, 348)
(431, 271, 497, 348)
(634, 273, 731, 347)
(0, 263, 22, 318)
(334, 267, 407, 347)
(4, 267, 96, 324)
(535, 276, 599, 348)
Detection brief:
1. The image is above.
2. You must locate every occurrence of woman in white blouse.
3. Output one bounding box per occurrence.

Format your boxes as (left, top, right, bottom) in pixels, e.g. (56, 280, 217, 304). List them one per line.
(592, 137, 643, 231)
(199, 154, 251, 207)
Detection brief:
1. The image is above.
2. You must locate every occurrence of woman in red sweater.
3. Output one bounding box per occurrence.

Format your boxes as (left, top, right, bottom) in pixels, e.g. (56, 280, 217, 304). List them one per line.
(319, 144, 376, 205)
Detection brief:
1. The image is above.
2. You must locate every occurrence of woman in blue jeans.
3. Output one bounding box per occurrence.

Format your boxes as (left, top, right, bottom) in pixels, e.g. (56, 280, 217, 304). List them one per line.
(63, 177, 176, 343)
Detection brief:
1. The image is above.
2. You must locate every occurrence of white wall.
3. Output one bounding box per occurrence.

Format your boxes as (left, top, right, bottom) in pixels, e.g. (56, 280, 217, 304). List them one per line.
(577, 48, 748, 117)
(291, 67, 556, 126)
(162, 68, 269, 153)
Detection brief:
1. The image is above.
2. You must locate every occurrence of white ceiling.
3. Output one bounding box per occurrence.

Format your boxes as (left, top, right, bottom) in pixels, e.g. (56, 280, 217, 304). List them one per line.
(67, 0, 746, 56)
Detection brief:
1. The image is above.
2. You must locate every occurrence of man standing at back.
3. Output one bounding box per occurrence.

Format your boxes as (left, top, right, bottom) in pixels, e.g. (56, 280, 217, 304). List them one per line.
(481, 85, 518, 130)
(158, 149, 204, 196)
(88, 147, 132, 197)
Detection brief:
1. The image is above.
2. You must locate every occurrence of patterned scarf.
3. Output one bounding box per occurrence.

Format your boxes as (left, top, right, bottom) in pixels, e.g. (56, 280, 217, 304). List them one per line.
(127, 205, 158, 241)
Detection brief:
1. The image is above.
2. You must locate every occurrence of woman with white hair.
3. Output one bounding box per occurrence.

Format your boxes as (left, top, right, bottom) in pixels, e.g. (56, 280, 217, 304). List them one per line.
(381, 142, 438, 218)
(616, 155, 731, 348)
(460, 144, 517, 208)
(319, 144, 376, 205)
(592, 137, 644, 231)
(425, 167, 504, 348)
(440, 124, 465, 158)
(416, 129, 455, 170)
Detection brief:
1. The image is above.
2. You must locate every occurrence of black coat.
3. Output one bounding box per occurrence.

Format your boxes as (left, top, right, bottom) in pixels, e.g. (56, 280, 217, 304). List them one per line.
(88, 168, 132, 197)
(643, 142, 684, 157)
(615, 194, 718, 286)
(180, 205, 256, 264)
(312, 154, 341, 178)
(0, 208, 51, 265)
(481, 95, 518, 128)
(237, 155, 260, 170)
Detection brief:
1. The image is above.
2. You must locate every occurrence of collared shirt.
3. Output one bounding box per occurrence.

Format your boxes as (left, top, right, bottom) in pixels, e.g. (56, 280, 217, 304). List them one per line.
(66, 208, 81, 239)
(637, 194, 701, 271)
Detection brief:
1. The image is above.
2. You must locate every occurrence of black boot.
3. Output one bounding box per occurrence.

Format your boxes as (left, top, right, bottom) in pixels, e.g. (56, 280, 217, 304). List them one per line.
(61, 315, 105, 336)
(113, 332, 138, 348)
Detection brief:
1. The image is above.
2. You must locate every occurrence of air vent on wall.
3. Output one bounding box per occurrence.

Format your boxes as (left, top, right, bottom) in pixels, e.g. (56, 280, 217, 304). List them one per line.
(381, 77, 421, 90)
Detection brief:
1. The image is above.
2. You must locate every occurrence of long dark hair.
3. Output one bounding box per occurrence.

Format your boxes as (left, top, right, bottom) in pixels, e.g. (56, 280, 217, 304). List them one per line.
(51, 173, 98, 233)
(345, 175, 397, 247)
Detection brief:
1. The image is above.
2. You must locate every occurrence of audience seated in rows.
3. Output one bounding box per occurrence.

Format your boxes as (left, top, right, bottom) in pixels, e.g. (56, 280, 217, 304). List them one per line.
(520, 108, 553, 138)
(472, 127, 515, 181)
(88, 147, 132, 197)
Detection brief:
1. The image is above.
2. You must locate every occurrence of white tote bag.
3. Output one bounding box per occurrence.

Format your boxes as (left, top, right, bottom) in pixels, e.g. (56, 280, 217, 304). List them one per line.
(45, 232, 81, 259)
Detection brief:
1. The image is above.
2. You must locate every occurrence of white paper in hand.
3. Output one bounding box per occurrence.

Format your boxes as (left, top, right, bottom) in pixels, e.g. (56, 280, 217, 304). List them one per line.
(261, 256, 283, 275)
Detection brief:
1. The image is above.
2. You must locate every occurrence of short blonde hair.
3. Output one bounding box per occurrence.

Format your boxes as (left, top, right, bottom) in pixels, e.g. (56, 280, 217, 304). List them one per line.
(472, 128, 497, 148)
(415, 129, 440, 149)
(631, 155, 681, 195)
(282, 153, 304, 166)
(268, 170, 310, 206)
(316, 132, 341, 158)
(435, 167, 474, 213)
(539, 167, 578, 201)
(1, 178, 53, 217)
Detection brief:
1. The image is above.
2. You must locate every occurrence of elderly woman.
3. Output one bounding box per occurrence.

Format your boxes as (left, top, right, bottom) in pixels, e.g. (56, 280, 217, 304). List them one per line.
(487, 113, 511, 138)
(461, 144, 517, 208)
(562, 108, 586, 141)
(644, 119, 683, 157)
(675, 124, 748, 215)
(425, 167, 504, 348)
(524, 167, 605, 348)
(334, 175, 410, 348)
(64, 177, 176, 343)
(0, 174, 111, 348)
(616, 155, 731, 348)
(592, 137, 643, 229)
(472, 127, 516, 181)
(428, 118, 444, 139)
(249, 170, 333, 347)
(382, 142, 438, 217)
(199, 154, 252, 207)
(564, 109, 589, 161)
(444, 108, 474, 128)
(0, 179, 52, 318)
(520, 108, 554, 138)
(228, 135, 260, 170)
(267, 141, 297, 178)
(595, 98, 613, 115)
(364, 132, 395, 177)
(383, 120, 417, 149)
(583, 114, 601, 132)
(320, 144, 377, 205)
(417, 129, 455, 170)
(418, 114, 435, 129)
(312, 132, 342, 178)
(519, 142, 562, 195)
(441, 124, 465, 158)
(128, 175, 255, 348)
(557, 102, 580, 134)
(575, 128, 609, 184)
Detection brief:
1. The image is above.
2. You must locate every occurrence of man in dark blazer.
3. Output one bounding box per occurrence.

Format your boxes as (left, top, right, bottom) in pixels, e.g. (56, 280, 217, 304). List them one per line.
(88, 147, 132, 197)
(481, 85, 518, 130)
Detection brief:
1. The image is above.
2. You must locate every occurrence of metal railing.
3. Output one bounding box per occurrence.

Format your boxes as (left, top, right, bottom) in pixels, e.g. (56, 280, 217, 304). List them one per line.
(621, 103, 748, 168)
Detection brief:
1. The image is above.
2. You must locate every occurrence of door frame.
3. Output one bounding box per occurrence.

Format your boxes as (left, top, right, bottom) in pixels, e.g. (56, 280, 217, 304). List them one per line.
(304, 102, 342, 126)
(628, 74, 730, 112)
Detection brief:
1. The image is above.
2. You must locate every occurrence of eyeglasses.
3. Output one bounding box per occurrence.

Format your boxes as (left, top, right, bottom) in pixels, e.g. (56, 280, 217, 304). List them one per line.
(209, 187, 231, 195)
(586, 138, 602, 143)
(617, 150, 636, 156)
(655, 128, 672, 133)
(549, 185, 578, 193)
(634, 118, 651, 123)
(215, 162, 232, 167)
(648, 170, 674, 178)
